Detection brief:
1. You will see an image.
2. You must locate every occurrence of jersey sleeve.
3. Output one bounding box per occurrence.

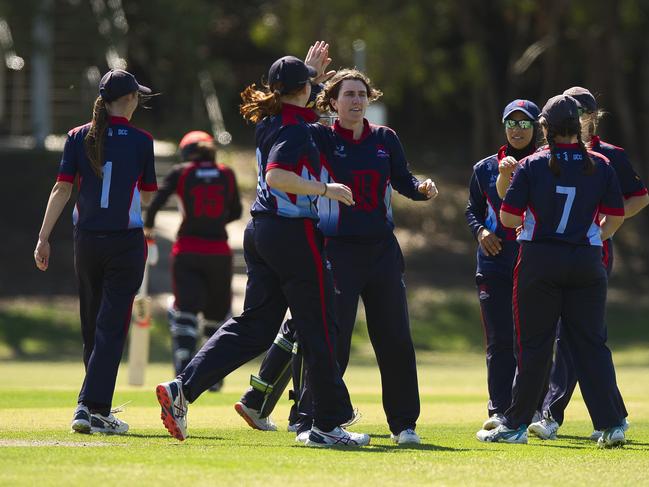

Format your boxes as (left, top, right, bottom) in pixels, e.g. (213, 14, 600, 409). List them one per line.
(139, 137, 158, 191)
(599, 164, 625, 216)
(266, 124, 308, 173)
(57, 135, 78, 183)
(465, 170, 487, 240)
(143, 166, 180, 228)
(385, 129, 427, 201)
(501, 163, 530, 216)
(611, 149, 647, 198)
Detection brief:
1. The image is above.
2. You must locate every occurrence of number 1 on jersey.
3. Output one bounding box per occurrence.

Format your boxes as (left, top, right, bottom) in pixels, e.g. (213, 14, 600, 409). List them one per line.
(555, 185, 576, 234)
(100, 161, 113, 208)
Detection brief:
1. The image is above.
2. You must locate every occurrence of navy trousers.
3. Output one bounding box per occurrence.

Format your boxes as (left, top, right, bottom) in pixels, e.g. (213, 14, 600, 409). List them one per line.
(74, 228, 145, 414)
(542, 239, 628, 425)
(326, 234, 419, 434)
(179, 215, 353, 431)
(505, 242, 623, 431)
(476, 272, 517, 416)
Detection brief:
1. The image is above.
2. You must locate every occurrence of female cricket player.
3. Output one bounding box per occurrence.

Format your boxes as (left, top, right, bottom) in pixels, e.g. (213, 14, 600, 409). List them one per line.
(477, 94, 627, 448)
(528, 87, 648, 441)
(34, 69, 157, 434)
(465, 99, 540, 431)
(155, 43, 371, 448)
(144, 130, 242, 385)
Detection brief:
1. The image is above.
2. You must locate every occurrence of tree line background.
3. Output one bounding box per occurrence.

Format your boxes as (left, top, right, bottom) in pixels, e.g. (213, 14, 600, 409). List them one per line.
(1, 0, 648, 285)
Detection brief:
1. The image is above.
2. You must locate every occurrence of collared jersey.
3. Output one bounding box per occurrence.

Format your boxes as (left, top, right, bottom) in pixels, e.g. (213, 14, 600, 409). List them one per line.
(590, 136, 648, 199)
(502, 144, 624, 246)
(465, 145, 522, 276)
(311, 119, 426, 238)
(57, 116, 157, 231)
(251, 103, 321, 219)
(144, 160, 242, 254)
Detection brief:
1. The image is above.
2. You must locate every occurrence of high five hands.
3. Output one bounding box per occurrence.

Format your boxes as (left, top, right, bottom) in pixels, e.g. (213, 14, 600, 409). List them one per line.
(305, 40, 336, 84)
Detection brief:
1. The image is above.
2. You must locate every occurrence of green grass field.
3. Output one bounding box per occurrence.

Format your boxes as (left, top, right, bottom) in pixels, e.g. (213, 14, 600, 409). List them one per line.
(1, 353, 648, 486)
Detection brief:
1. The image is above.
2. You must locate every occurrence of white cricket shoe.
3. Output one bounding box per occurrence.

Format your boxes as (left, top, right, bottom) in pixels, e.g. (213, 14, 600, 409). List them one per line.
(91, 413, 129, 434)
(391, 428, 421, 445)
(482, 413, 506, 431)
(156, 379, 188, 441)
(71, 404, 91, 434)
(591, 418, 630, 441)
(597, 426, 626, 448)
(476, 424, 528, 444)
(234, 402, 277, 431)
(305, 426, 370, 447)
(295, 430, 311, 443)
(528, 417, 559, 440)
(531, 410, 542, 424)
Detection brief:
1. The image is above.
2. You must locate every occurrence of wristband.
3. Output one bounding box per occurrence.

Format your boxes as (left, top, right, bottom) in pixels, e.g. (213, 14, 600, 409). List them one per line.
(321, 182, 328, 196)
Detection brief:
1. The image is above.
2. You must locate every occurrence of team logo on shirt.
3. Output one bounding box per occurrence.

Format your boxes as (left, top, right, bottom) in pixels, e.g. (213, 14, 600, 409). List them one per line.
(334, 145, 346, 158)
(489, 174, 497, 187)
(376, 145, 389, 158)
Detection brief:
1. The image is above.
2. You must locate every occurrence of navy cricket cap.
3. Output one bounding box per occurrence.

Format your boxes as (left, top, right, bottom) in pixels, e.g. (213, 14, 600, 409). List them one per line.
(502, 99, 541, 122)
(541, 94, 580, 126)
(99, 69, 151, 102)
(268, 56, 317, 94)
(563, 86, 597, 113)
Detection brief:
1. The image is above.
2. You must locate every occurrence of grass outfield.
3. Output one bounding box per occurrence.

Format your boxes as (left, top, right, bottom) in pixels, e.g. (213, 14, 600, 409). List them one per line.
(1, 354, 648, 486)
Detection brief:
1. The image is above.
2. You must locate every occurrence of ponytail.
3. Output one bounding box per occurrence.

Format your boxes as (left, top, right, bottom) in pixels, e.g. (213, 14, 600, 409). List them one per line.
(84, 96, 109, 178)
(577, 131, 595, 175)
(546, 128, 561, 177)
(239, 83, 283, 124)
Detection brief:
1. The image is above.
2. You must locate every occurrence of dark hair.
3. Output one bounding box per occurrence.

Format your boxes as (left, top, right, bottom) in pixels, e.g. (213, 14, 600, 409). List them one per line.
(541, 116, 595, 177)
(315, 69, 383, 113)
(240, 81, 304, 124)
(84, 96, 109, 178)
(184, 141, 216, 162)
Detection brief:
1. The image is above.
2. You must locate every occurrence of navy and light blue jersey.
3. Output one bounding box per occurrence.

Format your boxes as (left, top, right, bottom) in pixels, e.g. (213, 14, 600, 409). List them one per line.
(57, 116, 157, 231)
(590, 136, 648, 199)
(465, 145, 520, 276)
(502, 144, 624, 246)
(251, 103, 321, 219)
(312, 119, 426, 238)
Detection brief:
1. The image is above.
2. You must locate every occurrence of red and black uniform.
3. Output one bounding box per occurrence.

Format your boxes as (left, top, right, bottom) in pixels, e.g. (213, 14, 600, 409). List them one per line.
(542, 137, 648, 425)
(58, 116, 157, 415)
(145, 159, 241, 374)
(501, 144, 625, 430)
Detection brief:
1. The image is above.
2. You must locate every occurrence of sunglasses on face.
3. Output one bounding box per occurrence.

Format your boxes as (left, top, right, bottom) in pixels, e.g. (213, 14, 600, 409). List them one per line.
(504, 119, 533, 129)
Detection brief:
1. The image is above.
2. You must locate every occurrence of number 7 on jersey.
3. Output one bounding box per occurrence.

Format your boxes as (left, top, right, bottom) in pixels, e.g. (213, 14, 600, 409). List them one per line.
(555, 185, 576, 234)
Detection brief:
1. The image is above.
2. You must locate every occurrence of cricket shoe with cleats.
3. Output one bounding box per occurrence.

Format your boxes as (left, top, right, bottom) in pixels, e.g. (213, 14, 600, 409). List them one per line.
(156, 379, 188, 441)
(295, 430, 311, 443)
(91, 412, 129, 434)
(482, 413, 506, 431)
(591, 418, 629, 441)
(305, 426, 370, 447)
(597, 426, 626, 448)
(234, 402, 277, 431)
(391, 428, 421, 445)
(71, 404, 91, 434)
(476, 424, 528, 444)
(528, 415, 559, 440)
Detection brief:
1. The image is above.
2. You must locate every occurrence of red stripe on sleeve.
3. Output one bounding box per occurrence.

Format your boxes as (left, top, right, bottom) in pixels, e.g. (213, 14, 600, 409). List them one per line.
(623, 188, 648, 200)
(599, 205, 625, 217)
(139, 182, 158, 191)
(266, 162, 296, 173)
(500, 202, 524, 216)
(56, 174, 75, 183)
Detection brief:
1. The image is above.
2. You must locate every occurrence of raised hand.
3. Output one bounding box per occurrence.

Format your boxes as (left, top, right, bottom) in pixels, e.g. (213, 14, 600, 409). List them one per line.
(305, 40, 336, 84)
